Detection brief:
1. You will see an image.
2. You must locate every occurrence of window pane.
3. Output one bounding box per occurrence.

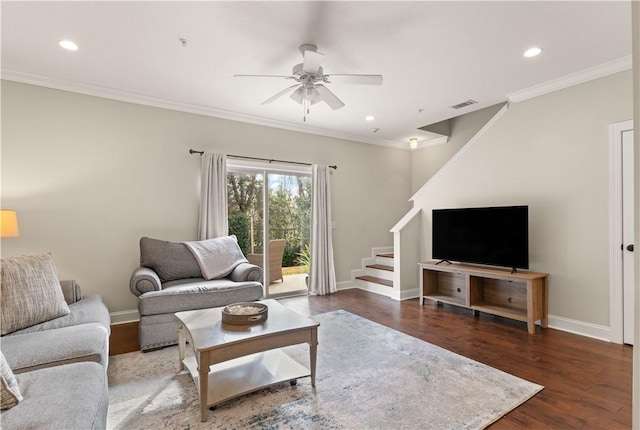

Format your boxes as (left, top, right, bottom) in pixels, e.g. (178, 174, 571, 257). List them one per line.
(227, 171, 264, 255)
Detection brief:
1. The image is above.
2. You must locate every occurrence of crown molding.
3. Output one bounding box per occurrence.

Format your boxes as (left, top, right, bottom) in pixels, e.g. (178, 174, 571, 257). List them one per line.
(507, 55, 632, 103)
(1, 69, 411, 150)
(415, 135, 448, 150)
(3, 55, 631, 151)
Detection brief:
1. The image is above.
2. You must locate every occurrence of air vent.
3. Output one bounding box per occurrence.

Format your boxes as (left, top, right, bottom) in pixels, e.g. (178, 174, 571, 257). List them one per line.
(450, 99, 478, 110)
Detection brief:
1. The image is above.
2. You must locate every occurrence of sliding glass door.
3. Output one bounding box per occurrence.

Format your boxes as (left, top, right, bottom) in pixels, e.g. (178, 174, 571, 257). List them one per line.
(227, 169, 264, 259)
(227, 161, 311, 298)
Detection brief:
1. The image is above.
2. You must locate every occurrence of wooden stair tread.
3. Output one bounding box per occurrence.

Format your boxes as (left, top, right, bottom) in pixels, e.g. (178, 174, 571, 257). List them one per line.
(356, 275, 393, 287)
(366, 264, 394, 272)
(377, 253, 394, 258)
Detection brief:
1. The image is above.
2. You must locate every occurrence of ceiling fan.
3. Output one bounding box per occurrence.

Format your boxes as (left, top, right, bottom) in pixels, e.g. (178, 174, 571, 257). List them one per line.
(234, 44, 383, 121)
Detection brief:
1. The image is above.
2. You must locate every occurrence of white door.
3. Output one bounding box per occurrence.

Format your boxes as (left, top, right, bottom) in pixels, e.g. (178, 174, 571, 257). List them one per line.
(622, 129, 635, 345)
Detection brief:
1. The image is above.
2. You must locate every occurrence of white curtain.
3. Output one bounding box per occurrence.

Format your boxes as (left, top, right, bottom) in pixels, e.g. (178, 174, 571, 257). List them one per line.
(198, 152, 228, 240)
(309, 164, 337, 295)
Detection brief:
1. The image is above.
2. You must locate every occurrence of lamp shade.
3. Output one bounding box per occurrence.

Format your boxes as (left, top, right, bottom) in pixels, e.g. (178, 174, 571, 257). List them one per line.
(1, 210, 20, 237)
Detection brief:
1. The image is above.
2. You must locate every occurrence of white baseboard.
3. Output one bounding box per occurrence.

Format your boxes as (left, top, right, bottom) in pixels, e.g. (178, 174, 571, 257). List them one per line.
(350, 269, 365, 280)
(371, 246, 394, 256)
(109, 299, 614, 344)
(336, 280, 356, 291)
(110, 309, 140, 325)
(547, 314, 611, 342)
(399, 288, 420, 301)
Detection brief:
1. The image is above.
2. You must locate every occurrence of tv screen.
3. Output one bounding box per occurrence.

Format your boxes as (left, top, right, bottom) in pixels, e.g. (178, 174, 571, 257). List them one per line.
(432, 205, 529, 270)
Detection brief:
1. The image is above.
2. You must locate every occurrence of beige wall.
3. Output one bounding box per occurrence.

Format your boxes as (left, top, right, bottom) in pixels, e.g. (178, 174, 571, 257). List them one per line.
(0, 81, 412, 314)
(412, 70, 633, 327)
(411, 103, 505, 193)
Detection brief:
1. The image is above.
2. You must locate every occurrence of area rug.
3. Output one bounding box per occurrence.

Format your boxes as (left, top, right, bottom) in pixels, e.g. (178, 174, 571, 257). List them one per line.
(107, 310, 543, 429)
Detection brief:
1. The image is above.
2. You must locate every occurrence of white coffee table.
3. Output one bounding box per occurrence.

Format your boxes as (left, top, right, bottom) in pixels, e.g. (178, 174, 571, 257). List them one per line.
(175, 299, 319, 422)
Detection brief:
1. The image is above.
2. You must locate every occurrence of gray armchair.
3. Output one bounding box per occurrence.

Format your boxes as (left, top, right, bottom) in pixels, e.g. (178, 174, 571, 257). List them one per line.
(129, 237, 264, 351)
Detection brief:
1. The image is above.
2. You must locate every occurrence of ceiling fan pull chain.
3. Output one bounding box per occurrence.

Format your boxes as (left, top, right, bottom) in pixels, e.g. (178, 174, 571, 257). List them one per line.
(303, 98, 310, 122)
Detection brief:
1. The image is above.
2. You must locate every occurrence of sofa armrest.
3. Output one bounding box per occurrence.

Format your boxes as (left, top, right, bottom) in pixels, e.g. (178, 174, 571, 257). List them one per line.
(246, 253, 262, 267)
(230, 262, 263, 283)
(59, 280, 82, 304)
(130, 267, 162, 297)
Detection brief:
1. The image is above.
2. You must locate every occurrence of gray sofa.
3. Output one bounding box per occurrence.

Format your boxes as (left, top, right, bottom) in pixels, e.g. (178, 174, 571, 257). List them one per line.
(1, 279, 111, 429)
(130, 237, 264, 351)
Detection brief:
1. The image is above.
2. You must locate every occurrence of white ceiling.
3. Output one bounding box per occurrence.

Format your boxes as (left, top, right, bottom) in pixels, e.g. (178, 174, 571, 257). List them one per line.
(1, 1, 632, 150)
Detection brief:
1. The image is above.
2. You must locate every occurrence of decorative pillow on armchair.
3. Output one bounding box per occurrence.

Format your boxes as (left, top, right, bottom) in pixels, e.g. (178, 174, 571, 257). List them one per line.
(0, 253, 70, 336)
(140, 237, 203, 283)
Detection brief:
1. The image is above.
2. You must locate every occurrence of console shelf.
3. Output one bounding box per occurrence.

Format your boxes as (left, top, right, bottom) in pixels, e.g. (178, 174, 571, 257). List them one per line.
(419, 261, 548, 334)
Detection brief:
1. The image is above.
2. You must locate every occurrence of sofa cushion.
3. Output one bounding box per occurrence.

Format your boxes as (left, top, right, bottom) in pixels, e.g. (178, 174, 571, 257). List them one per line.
(2, 323, 109, 374)
(183, 235, 248, 280)
(0, 253, 70, 335)
(138, 279, 263, 316)
(2, 362, 108, 430)
(140, 237, 202, 282)
(0, 351, 22, 410)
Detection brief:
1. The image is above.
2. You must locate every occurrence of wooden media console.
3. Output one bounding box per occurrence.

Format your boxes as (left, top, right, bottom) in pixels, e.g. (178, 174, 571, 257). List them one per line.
(419, 261, 549, 334)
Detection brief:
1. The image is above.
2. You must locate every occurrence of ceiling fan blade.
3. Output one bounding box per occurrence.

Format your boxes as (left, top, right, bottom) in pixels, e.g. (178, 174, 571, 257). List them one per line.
(316, 84, 345, 110)
(234, 74, 295, 80)
(325, 74, 383, 85)
(302, 50, 324, 74)
(261, 84, 300, 105)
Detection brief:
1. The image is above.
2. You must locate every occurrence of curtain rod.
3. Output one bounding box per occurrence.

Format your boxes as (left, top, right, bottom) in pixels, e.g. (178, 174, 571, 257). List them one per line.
(189, 149, 337, 170)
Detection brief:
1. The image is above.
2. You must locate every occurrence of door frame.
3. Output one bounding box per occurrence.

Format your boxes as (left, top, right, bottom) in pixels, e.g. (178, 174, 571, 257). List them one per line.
(227, 159, 311, 298)
(609, 120, 634, 343)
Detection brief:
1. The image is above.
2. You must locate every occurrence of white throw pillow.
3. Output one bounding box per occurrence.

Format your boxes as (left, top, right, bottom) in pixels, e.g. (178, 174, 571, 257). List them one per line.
(183, 235, 248, 280)
(1, 253, 70, 335)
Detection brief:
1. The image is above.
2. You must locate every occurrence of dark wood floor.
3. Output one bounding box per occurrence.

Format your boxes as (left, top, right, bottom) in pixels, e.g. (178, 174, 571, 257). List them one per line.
(279, 289, 633, 429)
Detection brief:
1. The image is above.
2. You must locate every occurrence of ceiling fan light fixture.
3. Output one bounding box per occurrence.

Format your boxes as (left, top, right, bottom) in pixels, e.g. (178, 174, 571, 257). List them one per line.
(290, 87, 304, 104)
(236, 43, 381, 121)
(308, 87, 322, 105)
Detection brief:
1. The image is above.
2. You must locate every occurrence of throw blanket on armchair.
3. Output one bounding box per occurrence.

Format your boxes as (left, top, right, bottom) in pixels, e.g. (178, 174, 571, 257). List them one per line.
(183, 236, 248, 280)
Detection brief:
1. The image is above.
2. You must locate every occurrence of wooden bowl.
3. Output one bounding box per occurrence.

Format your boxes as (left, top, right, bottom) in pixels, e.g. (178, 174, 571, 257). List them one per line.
(221, 302, 268, 325)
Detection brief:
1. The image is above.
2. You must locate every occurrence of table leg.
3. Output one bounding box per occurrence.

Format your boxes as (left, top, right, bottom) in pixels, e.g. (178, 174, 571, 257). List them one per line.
(526, 281, 535, 334)
(178, 323, 185, 371)
(309, 327, 318, 387)
(541, 278, 549, 328)
(198, 350, 209, 422)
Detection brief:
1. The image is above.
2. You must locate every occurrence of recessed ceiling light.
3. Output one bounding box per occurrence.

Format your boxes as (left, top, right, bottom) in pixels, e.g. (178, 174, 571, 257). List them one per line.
(524, 47, 543, 58)
(365, 115, 375, 121)
(58, 40, 79, 51)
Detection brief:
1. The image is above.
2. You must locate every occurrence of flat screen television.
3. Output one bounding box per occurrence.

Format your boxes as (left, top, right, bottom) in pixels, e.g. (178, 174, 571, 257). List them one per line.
(432, 205, 529, 270)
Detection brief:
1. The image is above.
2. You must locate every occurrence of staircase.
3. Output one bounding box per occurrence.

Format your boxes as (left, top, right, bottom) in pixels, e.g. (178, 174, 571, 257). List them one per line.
(352, 247, 396, 298)
(348, 105, 509, 302)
